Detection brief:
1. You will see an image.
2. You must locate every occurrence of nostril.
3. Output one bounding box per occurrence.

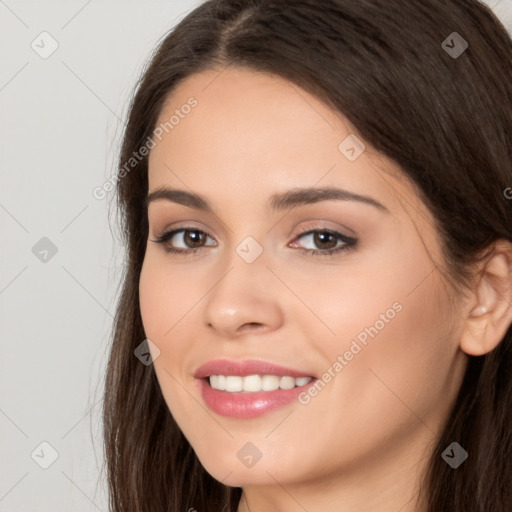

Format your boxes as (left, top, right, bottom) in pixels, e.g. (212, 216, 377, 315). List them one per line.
(238, 322, 265, 333)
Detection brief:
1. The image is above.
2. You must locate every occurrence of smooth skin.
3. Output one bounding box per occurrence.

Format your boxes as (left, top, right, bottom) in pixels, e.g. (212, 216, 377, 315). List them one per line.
(138, 66, 512, 512)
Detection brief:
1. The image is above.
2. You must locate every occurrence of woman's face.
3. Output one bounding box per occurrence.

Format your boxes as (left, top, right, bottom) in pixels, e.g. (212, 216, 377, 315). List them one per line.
(139, 67, 469, 490)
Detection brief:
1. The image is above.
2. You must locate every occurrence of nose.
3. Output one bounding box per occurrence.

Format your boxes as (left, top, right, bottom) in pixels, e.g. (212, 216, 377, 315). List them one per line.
(202, 255, 284, 339)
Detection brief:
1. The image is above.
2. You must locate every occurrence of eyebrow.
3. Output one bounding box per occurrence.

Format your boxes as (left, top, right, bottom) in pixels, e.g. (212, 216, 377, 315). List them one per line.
(145, 186, 389, 213)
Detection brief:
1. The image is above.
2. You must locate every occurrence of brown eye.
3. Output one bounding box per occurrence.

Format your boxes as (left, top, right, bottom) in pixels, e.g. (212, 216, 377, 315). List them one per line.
(291, 228, 358, 257)
(151, 228, 217, 254)
(183, 230, 207, 248)
(311, 231, 338, 250)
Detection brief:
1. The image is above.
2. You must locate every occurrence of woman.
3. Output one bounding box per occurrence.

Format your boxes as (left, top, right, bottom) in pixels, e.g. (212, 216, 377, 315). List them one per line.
(102, 0, 512, 510)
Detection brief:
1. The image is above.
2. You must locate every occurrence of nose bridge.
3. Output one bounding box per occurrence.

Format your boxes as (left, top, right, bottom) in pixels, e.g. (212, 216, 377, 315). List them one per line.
(201, 237, 283, 336)
(233, 234, 266, 266)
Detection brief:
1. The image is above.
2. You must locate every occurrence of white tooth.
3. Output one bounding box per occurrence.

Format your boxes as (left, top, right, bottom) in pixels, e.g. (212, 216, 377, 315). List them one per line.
(225, 375, 243, 392)
(295, 377, 312, 387)
(261, 375, 280, 391)
(217, 375, 226, 391)
(242, 374, 262, 392)
(279, 376, 296, 390)
(211, 374, 313, 392)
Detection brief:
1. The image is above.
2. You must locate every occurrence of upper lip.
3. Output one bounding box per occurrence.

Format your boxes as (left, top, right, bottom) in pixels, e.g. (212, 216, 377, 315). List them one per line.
(194, 359, 316, 379)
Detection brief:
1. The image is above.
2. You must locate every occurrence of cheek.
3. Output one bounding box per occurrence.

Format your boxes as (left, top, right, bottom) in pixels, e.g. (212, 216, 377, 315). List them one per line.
(312, 237, 454, 398)
(138, 255, 194, 390)
(139, 253, 200, 338)
(284, 235, 423, 355)
(321, 260, 455, 432)
(139, 262, 167, 339)
(138, 253, 211, 389)
(138, 255, 203, 421)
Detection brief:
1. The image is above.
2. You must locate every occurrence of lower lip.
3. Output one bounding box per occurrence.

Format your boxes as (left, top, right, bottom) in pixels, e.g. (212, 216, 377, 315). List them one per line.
(198, 378, 316, 419)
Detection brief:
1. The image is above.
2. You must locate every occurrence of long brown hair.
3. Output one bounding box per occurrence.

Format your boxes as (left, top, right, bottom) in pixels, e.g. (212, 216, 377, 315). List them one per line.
(103, 1, 512, 510)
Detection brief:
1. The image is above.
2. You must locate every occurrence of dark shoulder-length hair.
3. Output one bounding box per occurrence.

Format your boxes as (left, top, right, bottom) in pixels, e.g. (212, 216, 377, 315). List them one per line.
(102, 1, 512, 510)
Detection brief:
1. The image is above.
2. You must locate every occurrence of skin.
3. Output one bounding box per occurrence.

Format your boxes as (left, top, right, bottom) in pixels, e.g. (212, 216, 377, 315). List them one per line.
(138, 66, 512, 512)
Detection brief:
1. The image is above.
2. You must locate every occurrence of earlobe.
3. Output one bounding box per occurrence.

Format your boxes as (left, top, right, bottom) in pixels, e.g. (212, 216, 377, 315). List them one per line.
(460, 241, 512, 357)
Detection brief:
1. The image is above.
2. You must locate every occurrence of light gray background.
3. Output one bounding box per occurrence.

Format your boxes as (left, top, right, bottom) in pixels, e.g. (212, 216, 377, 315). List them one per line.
(1, 1, 511, 510)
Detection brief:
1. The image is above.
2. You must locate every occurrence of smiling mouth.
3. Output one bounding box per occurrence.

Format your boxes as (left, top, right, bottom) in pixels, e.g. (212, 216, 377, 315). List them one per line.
(205, 374, 314, 393)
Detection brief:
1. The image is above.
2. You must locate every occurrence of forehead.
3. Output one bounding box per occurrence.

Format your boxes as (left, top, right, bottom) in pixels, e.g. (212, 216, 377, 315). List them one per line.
(151, 67, 349, 168)
(148, 66, 424, 222)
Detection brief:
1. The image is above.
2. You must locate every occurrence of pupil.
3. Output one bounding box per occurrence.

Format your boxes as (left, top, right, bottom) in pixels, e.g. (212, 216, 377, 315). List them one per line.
(314, 232, 336, 249)
(185, 231, 204, 247)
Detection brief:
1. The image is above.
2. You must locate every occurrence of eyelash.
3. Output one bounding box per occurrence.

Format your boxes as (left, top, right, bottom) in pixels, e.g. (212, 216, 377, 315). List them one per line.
(151, 226, 357, 257)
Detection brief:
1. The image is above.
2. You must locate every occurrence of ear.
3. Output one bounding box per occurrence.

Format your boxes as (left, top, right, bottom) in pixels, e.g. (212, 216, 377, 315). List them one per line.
(460, 240, 512, 356)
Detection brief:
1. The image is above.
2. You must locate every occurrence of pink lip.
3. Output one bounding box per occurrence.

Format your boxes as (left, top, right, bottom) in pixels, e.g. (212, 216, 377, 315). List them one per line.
(194, 359, 317, 419)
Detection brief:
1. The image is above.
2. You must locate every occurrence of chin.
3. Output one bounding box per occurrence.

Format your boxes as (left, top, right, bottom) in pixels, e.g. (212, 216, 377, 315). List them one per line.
(202, 450, 312, 488)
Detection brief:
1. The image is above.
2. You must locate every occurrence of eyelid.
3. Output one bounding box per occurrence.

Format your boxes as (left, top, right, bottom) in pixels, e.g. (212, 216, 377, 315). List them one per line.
(292, 224, 354, 240)
(151, 223, 357, 258)
(151, 222, 354, 243)
(151, 226, 216, 246)
(148, 206, 225, 238)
